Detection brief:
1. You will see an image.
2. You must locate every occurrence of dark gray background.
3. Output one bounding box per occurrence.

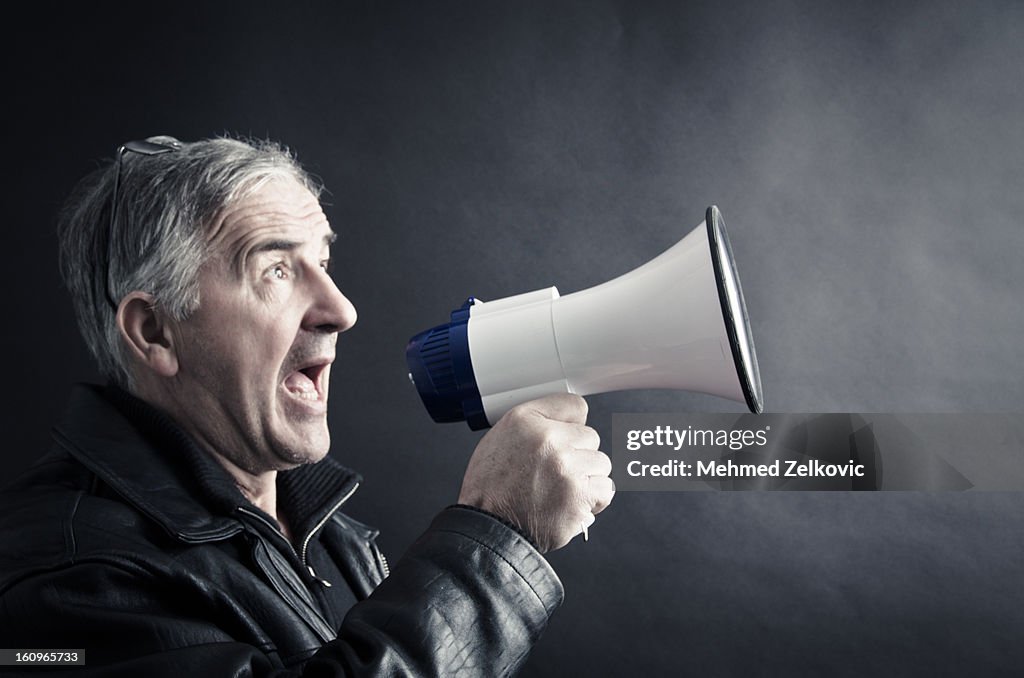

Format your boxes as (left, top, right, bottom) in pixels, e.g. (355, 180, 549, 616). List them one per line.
(4, 1, 1023, 675)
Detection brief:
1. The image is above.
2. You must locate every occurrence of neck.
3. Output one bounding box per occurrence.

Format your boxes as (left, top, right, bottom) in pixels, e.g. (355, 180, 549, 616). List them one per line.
(209, 448, 294, 542)
(213, 449, 278, 513)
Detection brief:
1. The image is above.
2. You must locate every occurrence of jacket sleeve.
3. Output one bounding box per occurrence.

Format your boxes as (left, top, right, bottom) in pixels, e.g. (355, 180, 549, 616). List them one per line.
(325, 506, 564, 676)
(0, 507, 563, 678)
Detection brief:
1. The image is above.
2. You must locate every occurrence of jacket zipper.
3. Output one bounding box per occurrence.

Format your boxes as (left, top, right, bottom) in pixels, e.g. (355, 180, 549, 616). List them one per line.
(238, 506, 333, 588)
(240, 481, 361, 586)
(239, 482, 389, 593)
(300, 483, 389, 581)
(373, 542, 390, 579)
(299, 482, 359, 572)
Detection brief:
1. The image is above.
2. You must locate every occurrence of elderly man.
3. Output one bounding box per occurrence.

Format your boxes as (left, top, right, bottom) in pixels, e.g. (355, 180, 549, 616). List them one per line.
(0, 135, 614, 676)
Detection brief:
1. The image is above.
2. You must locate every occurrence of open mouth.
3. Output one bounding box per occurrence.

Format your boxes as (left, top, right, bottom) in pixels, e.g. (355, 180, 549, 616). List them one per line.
(283, 358, 332, 402)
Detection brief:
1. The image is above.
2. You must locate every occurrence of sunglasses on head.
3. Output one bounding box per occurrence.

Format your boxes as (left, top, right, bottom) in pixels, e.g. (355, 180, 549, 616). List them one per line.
(103, 137, 182, 310)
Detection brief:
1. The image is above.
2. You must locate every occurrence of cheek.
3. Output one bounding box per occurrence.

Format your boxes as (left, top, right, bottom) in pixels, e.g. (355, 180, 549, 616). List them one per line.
(228, 318, 302, 387)
(219, 328, 290, 383)
(180, 313, 272, 384)
(186, 278, 302, 385)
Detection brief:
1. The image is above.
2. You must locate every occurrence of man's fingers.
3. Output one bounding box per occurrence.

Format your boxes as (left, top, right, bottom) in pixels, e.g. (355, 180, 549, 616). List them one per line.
(570, 448, 611, 477)
(587, 475, 615, 514)
(524, 393, 589, 425)
(547, 423, 599, 456)
(572, 424, 601, 452)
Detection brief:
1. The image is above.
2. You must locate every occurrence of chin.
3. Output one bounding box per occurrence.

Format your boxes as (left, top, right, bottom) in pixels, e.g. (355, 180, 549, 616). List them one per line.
(304, 442, 332, 465)
(278, 427, 332, 468)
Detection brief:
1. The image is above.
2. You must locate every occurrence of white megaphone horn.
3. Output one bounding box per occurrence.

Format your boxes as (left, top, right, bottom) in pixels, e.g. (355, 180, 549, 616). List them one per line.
(406, 205, 763, 429)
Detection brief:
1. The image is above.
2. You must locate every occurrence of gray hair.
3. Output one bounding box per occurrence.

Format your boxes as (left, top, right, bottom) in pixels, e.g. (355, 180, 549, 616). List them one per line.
(58, 134, 322, 388)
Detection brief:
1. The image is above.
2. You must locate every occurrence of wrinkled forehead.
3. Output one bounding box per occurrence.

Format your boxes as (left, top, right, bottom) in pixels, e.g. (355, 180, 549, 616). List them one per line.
(203, 175, 334, 260)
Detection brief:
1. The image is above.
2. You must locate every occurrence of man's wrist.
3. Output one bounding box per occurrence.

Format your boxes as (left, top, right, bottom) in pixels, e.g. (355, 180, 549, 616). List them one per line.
(447, 503, 539, 550)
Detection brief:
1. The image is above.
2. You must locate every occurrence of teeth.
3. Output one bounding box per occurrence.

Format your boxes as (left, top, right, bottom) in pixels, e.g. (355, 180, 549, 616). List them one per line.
(284, 370, 320, 399)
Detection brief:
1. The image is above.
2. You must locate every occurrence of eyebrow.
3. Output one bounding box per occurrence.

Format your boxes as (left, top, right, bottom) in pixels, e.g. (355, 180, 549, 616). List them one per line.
(236, 231, 337, 273)
(250, 232, 337, 255)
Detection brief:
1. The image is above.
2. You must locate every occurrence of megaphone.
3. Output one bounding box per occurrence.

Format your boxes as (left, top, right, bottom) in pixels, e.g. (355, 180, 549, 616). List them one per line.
(406, 206, 763, 429)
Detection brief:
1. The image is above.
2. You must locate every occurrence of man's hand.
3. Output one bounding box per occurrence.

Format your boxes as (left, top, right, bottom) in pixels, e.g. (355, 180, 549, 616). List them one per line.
(457, 393, 615, 553)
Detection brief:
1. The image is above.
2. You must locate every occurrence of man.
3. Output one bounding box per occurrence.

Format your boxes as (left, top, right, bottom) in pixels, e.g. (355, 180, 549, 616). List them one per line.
(0, 135, 614, 676)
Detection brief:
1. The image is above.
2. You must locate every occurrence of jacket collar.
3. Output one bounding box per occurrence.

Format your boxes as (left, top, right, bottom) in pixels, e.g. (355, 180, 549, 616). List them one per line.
(51, 384, 361, 544)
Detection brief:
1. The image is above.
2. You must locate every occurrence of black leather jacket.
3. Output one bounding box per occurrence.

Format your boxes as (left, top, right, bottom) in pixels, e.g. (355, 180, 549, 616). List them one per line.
(0, 385, 563, 676)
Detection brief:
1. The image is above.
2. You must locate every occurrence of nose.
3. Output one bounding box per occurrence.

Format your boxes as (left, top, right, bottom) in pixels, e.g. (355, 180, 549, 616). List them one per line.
(304, 269, 358, 334)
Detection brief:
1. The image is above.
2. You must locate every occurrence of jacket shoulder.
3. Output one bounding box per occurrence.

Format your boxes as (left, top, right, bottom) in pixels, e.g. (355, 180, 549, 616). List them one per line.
(0, 449, 172, 591)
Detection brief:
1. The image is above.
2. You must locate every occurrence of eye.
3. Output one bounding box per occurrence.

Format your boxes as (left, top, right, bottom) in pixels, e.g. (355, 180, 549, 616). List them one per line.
(320, 258, 332, 273)
(268, 263, 289, 280)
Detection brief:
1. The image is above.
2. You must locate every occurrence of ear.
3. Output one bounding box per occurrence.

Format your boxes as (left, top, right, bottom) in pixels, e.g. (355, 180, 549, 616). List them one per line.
(117, 292, 180, 378)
